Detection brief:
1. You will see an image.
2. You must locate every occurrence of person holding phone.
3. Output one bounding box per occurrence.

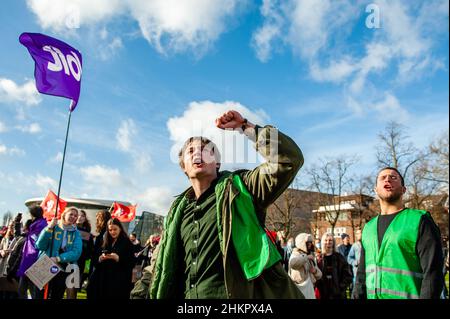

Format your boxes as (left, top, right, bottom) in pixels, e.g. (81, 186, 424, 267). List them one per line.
(87, 218, 135, 299)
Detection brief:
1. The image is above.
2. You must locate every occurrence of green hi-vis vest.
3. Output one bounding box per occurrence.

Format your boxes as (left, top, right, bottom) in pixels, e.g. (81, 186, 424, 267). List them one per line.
(362, 208, 428, 299)
(215, 173, 282, 280)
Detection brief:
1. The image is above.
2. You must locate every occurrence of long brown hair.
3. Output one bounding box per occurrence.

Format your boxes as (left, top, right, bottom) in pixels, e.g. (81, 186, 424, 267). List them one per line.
(95, 210, 111, 234)
(102, 218, 129, 249)
(77, 209, 92, 232)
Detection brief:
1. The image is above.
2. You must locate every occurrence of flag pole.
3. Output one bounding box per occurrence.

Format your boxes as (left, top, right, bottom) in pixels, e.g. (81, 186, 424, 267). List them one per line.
(45, 107, 73, 299)
(53, 109, 72, 224)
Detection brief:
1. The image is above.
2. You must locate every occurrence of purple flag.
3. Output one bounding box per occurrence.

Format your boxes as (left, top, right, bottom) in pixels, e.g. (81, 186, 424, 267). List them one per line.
(19, 32, 82, 112)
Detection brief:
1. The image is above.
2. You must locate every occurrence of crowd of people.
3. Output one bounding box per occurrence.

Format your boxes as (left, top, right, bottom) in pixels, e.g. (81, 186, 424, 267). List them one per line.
(0, 110, 448, 300)
(0, 206, 160, 299)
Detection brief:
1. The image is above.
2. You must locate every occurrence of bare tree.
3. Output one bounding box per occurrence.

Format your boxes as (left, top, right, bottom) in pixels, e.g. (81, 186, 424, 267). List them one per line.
(424, 130, 449, 192)
(2, 211, 13, 226)
(375, 123, 448, 237)
(305, 155, 358, 237)
(266, 177, 301, 239)
(376, 121, 426, 181)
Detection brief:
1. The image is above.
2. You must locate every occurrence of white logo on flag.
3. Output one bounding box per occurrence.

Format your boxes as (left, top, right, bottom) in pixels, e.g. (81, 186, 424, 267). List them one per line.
(45, 200, 55, 213)
(43, 45, 82, 81)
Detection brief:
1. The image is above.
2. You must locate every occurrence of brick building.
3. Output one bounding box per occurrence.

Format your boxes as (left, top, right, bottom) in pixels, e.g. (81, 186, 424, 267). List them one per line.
(312, 194, 376, 245)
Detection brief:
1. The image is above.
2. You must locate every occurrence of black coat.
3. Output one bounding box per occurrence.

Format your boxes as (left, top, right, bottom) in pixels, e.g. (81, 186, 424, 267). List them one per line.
(316, 252, 353, 299)
(87, 236, 135, 299)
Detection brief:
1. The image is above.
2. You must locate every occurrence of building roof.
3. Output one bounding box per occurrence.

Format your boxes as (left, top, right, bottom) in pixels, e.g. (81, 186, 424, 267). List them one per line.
(24, 197, 132, 208)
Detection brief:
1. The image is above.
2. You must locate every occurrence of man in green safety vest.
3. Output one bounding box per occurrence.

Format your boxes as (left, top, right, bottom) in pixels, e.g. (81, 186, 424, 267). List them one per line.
(145, 109, 305, 299)
(354, 167, 444, 299)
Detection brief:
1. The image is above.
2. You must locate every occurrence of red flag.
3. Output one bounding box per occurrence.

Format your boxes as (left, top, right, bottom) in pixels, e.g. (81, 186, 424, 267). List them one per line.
(41, 190, 67, 221)
(111, 202, 136, 222)
(265, 229, 278, 245)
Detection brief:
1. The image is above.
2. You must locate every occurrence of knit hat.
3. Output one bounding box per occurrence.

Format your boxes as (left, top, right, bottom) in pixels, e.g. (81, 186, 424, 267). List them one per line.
(295, 233, 313, 252)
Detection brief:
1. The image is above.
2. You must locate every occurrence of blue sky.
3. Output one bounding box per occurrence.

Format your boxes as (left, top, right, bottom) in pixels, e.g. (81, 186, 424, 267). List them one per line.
(0, 0, 448, 220)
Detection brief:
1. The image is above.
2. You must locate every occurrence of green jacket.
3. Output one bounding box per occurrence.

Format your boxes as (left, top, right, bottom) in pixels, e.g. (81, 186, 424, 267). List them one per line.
(362, 209, 427, 299)
(150, 125, 304, 299)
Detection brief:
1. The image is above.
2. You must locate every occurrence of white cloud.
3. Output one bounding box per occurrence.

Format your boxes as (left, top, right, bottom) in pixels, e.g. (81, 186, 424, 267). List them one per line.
(167, 100, 269, 167)
(35, 174, 57, 191)
(310, 58, 358, 83)
(252, 0, 447, 120)
(134, 186, 174, 215)
(0, 78, 41, 106)
(116, 119, 137, 152)
(371, 92, 409, 123)
(80, 165, 123, 187)
(50, 151, 86, 164)
(116, 118, 152, 172)
(97, 30, 123, 61)
(129, 0, 242, 55)
(26, 0, 244, 56)
(0, 144, 26, 156)
(26, 0, 125, 32)
(251, 0, 284, 62)
(16, 122, 42, 134)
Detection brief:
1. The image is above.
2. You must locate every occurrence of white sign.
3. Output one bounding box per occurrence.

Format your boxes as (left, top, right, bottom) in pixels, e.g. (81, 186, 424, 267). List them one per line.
(25, 254, 61, 290)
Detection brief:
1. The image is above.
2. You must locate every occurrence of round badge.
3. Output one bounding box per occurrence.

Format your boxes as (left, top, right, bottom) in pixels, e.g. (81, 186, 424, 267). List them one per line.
(50, 266, 59, 274)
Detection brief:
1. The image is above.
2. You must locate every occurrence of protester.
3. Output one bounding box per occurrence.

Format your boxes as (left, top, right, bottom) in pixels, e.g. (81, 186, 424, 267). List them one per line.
(88, 210, 111, 277)
(282, 237, 295, 272)
(288, 233, 322, 299)
(130, 242, 161, 299)
(316, 233, 353, 299)
(354, 167, 444, 299)
(1, 219, 33, 299)
(347, 228, 362, 299)
(129, 232, 143, 265)
(87, 218, 135, 299)
(16, 205, 48, 299)
(136, 234, 159, 270)
(13, 213, 23, 239)
(150, 110, 304, 299)
(66, 209, 93, 299)
(0, 221, 16, 298)
(130, 233, 141, 249)
(337, 233, 352, 260)
(0, 221, 15, 276)
(36, 207, 82, 299)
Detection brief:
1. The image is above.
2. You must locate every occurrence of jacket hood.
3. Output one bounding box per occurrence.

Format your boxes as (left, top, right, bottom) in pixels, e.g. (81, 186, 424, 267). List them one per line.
(295, 233, 313, 252)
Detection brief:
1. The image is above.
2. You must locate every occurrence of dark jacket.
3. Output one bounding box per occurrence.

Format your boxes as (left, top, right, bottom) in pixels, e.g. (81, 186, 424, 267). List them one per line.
(87, 236, 135, 299)
(316, 252, 353, 299)
(89, 229, 106, 275)
(150, 125, 304, 299)
(77, 226, 93, 274)
(6, 234, 27, 279)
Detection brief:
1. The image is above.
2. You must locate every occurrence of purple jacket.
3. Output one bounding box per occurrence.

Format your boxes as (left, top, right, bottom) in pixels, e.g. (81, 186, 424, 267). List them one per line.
(16, 217, 48, 277)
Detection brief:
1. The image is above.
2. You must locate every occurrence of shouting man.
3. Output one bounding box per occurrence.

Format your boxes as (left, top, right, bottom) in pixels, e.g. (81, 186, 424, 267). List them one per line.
(149, 110, 304, 299)
(354, 167, 444, 299)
